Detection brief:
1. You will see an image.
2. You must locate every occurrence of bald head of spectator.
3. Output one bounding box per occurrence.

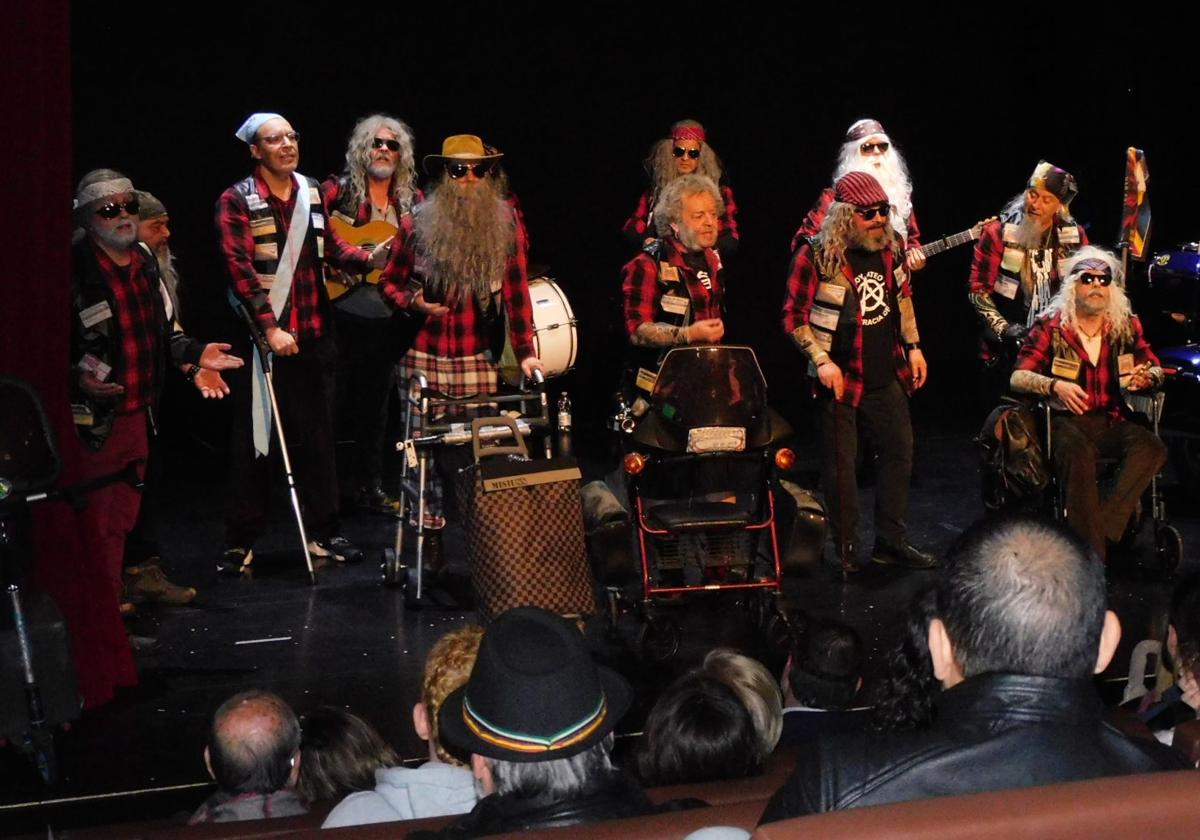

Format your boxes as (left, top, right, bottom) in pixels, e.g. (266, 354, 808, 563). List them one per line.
(204, 690, 302, 796)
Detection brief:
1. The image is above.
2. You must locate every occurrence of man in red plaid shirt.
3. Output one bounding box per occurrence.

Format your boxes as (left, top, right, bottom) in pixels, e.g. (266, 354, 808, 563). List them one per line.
(217, 113, 391, 574)
(782, 172, 934, 573)
(1011, 246, 1166, 560)
(68, 169, 242, 705)
(379, 134, 542, 563)
(621, 173, 726, 416)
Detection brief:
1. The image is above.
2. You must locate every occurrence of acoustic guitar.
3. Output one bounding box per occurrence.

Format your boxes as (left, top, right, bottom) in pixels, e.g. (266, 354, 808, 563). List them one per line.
(326, 218, 398, 300)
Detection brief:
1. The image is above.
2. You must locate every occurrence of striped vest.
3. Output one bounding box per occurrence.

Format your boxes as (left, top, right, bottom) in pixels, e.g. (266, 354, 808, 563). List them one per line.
(230, 174, 326, 291)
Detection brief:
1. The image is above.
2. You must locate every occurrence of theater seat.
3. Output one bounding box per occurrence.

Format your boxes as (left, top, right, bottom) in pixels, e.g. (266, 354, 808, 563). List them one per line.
(752, 770, 1200, 839)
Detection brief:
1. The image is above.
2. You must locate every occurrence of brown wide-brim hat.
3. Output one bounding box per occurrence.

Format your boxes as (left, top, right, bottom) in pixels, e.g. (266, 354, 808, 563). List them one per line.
(438, 606, 633, 763)
(422, 134, 503, 175)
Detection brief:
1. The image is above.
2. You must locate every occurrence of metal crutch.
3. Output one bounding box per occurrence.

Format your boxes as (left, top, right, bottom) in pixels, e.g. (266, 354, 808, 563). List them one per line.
(233, 302, 317, 585)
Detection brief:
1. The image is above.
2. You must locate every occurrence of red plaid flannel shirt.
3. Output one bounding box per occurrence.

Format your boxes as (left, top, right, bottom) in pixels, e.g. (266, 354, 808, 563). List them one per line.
(319, 175, 424, 223)
(93, 243, 159, 413)
(968, 217, 1090, 297)
(782, 243, 913, 407)
(218, 171, 370, 341)
(377, 211, 535, 360)
(1014, 313, 1159, 418)
(622, 184, 739, 248)
(622, 236, 724, 338)
(790, 187, 922, 252)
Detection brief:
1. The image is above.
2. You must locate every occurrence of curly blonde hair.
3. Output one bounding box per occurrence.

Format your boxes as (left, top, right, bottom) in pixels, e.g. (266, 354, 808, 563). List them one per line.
(423, 624, 484, 764)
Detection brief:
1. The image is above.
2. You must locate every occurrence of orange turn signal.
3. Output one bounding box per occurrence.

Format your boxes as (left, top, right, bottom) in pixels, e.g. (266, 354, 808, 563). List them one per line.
(774, 448, 796, 471)
(623, 452, 646, 475)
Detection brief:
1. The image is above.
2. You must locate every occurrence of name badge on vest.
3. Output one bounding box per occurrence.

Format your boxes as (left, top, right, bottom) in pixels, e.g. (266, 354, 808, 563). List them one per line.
(78, 353, 112, 382)
(809, 304, 840, 332)
(254, 242, 279, 260)
(1051, 356, 1082, 380)
(309, 187, 321, 206)
(815, 281, 846, 307)
(635, 367, 658, 394)
(311, 213, 325, 230)
(1000, 247, 1024, 275)
(993, 275, 1019, 300)
(1117, 353, 1135, 376)
(72, 403, 94, 427)
(1059, 226, 1081, 246)
(658, 263, 680, 284)
(660, 294, 690, 317)
(79, 300, 113, 329)
(249, 216, 276, 236)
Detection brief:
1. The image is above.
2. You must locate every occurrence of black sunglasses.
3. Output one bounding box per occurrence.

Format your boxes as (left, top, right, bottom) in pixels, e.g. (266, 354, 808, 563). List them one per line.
(672, 146, 701, 159)
(372, 138, 401, 151)
(860, 141, 890, 154)
(446, 162, 493, 179)
(1078, 273, 1113, 287)
(853, 203, 890, 221)
(95, 199, 140, 219)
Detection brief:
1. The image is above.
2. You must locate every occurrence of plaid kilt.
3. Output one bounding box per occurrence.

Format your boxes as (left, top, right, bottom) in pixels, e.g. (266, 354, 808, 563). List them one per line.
(397, 349, 500, 523)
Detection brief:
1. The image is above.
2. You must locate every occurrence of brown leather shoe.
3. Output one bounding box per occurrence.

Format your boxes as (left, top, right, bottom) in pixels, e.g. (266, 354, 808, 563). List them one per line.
(123, 563, 197, 605)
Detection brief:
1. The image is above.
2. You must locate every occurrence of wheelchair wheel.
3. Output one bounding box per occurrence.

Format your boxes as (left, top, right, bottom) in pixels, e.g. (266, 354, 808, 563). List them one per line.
(638, 613, 680, 664)
(1156, 525, 1183, 576)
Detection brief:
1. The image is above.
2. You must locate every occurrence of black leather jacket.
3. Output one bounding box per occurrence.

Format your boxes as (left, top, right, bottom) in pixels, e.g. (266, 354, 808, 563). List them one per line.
(409, 769, 698, 839)
(760, 673, 1189, 824)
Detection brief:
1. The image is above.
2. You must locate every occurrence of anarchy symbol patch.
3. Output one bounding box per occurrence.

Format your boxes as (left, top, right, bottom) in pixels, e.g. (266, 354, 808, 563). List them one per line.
(854, 270, 890, 326)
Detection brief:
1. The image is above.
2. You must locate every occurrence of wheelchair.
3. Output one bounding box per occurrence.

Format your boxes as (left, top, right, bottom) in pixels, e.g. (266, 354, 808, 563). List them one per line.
(607, 346, 806, 661)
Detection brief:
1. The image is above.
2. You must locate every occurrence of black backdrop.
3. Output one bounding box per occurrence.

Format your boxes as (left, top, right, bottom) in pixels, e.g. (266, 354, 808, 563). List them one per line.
(66, 7, 1197, 448)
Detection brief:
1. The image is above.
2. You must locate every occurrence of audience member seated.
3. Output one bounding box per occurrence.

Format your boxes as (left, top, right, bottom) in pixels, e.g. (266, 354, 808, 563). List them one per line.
(779, 618, 871, 744)
(409, 606, 696, 839)
(296, 706, 397, 804)
(759, 514, 1190, 824)
(636, 671, 762, 786)
(1134, 572, 1200, 744)
(701, 648, 783, 763)
(189, 690, 308, 824)
(870, 585, 941, 732)
(323, 624, 484, 827)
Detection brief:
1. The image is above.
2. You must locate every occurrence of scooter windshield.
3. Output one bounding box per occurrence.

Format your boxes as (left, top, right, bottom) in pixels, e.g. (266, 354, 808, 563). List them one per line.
(649, 346, 767, 431)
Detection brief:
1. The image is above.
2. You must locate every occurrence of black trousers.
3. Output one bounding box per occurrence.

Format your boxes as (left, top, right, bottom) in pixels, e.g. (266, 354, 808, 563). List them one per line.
(819, 378, 913, 550)
(333, 309, 402, 491)
(226, 333, 340, 547)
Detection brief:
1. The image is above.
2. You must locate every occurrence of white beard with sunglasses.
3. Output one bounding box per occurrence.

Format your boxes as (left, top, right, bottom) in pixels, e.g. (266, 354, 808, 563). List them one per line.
(90, 198, 141, 251)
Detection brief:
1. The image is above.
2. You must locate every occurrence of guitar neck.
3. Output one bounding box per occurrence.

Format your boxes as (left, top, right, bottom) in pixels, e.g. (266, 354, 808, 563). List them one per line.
(915, 228, 978, 258)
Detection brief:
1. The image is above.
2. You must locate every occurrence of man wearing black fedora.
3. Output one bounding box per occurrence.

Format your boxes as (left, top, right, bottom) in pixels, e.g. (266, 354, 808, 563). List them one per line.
(410, 606, 686, 837)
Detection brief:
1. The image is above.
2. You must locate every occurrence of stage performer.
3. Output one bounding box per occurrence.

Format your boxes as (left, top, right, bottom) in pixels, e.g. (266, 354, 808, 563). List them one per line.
(792, 118, 924, 270)
(378, 134, 543, 569)
(68, 169, 241, 704)
(969, 161, 1087, 399)
(621, 173, 726, 414)
(321, 113, 420, 515)
(217, 112, 391, 574)
(1010, 247, 1166, 561)
(782, 172, 935, 573)
(623, 119, 739, 256)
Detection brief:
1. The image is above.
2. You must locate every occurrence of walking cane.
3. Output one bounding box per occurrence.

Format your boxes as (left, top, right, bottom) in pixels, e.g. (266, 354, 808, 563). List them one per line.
(232, 303, 317, 585)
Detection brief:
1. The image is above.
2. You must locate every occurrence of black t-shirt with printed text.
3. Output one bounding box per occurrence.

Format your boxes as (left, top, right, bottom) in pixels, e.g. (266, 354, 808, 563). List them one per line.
(846, 248, 896, 390)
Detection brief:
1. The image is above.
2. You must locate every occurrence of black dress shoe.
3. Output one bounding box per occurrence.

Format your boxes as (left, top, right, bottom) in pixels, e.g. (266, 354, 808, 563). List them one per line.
(356, 485, 401, 516)
(309, 535, 364, 564)
(873, 539, 939, 569)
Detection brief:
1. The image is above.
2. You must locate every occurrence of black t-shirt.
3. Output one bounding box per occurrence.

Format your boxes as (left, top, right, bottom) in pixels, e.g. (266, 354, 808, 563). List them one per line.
(846, 248, 896, 390)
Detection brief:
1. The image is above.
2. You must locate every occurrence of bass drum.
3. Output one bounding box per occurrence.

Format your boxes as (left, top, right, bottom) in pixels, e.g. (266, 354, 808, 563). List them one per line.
(498, 276, 578, 386)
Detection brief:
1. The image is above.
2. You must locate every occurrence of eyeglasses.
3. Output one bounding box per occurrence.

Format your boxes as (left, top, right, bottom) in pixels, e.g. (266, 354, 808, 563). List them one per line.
(860, 141, 890, 155)
(260, 131, 299, 146)
(672, 147, 701, 159)
(372, 138, 401, 151)
(853, 203, 890, 221)
(95, 199, 140, 219)
(446, 162, 493, 179)
(1078, 273, 1113, 287)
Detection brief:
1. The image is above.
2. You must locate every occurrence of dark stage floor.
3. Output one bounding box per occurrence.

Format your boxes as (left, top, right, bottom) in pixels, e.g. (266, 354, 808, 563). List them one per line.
(3, 414, 1198, 835)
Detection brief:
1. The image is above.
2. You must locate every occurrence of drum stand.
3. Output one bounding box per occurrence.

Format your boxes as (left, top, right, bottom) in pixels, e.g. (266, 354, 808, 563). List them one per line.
(385, 373, 550, 602)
